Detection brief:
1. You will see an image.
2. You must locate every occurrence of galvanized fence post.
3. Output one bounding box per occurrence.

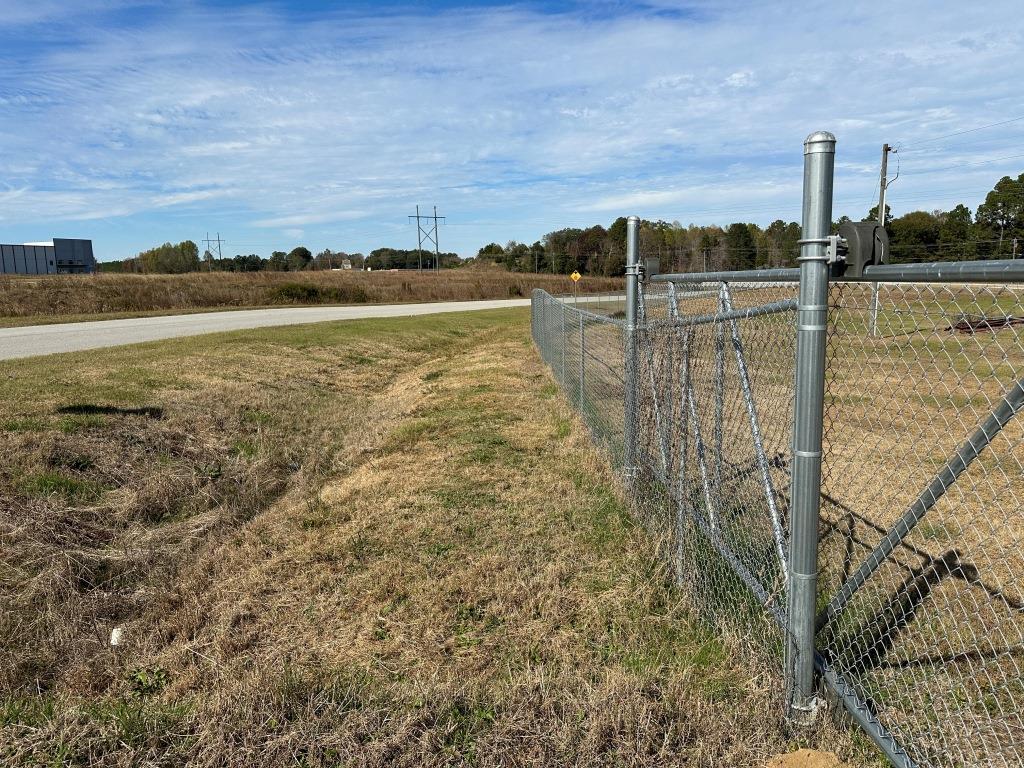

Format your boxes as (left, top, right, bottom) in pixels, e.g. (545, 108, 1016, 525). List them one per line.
(786, 130, 835, 724)
(624, 215, 640, 481)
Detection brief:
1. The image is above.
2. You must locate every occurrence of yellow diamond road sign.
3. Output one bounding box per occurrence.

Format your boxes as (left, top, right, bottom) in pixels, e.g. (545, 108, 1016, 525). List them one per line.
(570, 271, 582, 282)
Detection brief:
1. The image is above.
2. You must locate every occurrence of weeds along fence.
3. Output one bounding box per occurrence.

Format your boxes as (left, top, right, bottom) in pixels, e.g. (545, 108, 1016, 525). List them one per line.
(531, 131, 1024, 768)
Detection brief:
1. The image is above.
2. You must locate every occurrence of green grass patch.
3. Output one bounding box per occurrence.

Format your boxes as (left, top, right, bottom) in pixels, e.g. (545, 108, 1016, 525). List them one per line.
(19, 471, 105, 500)
(0, 416, 47, 432)
(57, 413, 107, 433)
(385, 417, 437, 451)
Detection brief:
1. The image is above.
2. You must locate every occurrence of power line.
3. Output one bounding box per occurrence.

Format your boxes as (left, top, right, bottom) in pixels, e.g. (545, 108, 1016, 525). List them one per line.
(899, 115, 1024, 152)
(895, 152, 1024, 177)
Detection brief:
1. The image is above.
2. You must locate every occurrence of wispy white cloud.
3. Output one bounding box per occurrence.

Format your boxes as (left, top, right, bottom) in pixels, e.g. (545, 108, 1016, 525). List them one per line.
(0, 0, 1022, 258)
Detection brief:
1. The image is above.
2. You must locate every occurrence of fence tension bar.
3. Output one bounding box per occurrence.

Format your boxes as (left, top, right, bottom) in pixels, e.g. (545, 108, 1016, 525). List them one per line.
(817, 377, 1024, 631)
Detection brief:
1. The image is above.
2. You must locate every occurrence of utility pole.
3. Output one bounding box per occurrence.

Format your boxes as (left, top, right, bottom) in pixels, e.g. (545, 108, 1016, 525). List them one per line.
(408, 206, 445, 272)
(870, 143, 894, 337)
(877, 143, 891, 227)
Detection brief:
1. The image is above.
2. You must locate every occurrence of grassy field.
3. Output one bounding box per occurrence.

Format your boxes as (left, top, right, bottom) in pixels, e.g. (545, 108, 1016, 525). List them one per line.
(0, 308, 863, 766)
(0, 268, 623, 326)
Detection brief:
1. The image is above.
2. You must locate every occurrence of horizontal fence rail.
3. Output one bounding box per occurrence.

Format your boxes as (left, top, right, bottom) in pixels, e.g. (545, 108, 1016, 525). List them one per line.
(529, 130, 1024, 768)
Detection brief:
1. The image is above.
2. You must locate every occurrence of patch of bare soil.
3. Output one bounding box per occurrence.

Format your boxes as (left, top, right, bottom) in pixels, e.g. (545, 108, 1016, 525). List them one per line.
(767, 748, 848, 768)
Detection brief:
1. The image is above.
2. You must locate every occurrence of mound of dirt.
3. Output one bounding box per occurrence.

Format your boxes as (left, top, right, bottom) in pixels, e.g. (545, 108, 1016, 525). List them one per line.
(767, 748, 848, 768)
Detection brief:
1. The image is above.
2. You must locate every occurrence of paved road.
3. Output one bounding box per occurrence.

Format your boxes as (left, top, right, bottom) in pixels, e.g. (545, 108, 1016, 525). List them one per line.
(0, 299, 535, 361)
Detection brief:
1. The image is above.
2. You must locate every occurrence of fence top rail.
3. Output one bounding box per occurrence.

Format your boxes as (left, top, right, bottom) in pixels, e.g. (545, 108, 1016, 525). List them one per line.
(534, 289, 625, 327)
(851, 258, 1024, 284)
(650, 258, 1024, 287)
(650, 268, 800, 284)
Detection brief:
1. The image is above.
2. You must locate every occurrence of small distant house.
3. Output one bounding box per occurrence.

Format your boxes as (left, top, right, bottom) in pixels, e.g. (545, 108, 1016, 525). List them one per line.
(341, 259, 352, 270)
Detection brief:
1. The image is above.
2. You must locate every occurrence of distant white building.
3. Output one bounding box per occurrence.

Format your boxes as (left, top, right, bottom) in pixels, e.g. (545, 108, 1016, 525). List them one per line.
(341, 259, 352, 270)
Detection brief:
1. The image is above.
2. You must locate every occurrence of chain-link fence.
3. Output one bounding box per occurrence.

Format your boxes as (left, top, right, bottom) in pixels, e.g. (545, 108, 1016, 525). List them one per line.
(532, 276, 1024, 767)
(633, 280, 799, 673)
(531, 131, 1024, 766)
(532, 291, 627, 467)
(533, 279, 802, 717)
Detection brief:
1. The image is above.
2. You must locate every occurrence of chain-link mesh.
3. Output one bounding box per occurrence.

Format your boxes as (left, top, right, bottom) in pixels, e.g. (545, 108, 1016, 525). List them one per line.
(532, 290, 627, 467)
(533, 281, 800, 696)
(818, 281, 1024, 767)
(633, 280, 799, 679)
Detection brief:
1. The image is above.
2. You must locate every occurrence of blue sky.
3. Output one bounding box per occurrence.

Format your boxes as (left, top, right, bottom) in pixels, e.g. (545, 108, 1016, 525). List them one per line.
(1, 0, 1023, 262)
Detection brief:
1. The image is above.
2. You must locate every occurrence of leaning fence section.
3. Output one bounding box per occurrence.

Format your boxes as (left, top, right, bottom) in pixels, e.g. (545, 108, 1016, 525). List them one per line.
(533, 278, 802, 703)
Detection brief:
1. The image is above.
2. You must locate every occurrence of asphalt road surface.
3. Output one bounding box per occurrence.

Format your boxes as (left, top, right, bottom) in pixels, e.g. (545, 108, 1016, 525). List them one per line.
(0, 299, 536, 361)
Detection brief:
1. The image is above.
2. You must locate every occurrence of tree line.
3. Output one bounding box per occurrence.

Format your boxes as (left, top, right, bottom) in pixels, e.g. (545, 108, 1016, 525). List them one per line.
(100, 244, 463, 274)
(476, 171, 1024, 275)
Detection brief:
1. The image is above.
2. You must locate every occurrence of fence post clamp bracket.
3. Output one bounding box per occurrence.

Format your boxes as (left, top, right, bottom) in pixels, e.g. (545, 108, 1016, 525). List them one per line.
(826, 234, 848, 278)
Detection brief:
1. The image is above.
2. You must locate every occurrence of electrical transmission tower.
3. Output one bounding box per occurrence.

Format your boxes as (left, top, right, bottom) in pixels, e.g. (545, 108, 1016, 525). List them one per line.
(202, 232, 224, 270)
(408, 205, 445, 271)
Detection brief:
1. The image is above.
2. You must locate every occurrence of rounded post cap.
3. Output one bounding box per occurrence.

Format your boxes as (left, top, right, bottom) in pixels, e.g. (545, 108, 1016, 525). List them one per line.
(626, 215, 640, 223)
(804, 130, 837, 154)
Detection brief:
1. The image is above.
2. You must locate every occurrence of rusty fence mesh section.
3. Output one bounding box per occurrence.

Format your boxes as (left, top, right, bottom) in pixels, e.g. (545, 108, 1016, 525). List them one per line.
(818, 281, 1024, 767)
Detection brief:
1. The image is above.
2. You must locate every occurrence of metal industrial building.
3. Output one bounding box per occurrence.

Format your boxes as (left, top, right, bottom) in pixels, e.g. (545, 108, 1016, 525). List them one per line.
(0, 239, 96, 275)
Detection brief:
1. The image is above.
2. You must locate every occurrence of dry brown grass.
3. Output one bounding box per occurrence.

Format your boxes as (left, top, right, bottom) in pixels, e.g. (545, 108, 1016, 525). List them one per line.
(0, 309, 865, 767)
(0, 268, 622, 325)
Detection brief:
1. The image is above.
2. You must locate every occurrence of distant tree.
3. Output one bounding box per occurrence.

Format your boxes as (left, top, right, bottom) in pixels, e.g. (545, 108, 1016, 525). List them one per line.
(287, 246, 312, 271)
(476, 243, 504, 261)
(765, 219, 801, 266)
(136, 240, 201, 273)
(725, 223, 756, 269)
(889, 211, 941, 262)
(864, 204, 893, 226)
(501, 241, 529, 272)
(267, 251, 289, 271)
(365, 247, 460, 270)
(976, 174, 1024, 255)
(937, 204, 975, 259)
